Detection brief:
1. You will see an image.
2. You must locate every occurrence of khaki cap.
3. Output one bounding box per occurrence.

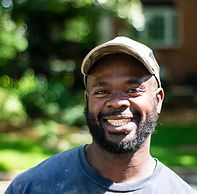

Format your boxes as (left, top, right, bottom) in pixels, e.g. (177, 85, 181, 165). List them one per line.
(81, 36, 161, 87)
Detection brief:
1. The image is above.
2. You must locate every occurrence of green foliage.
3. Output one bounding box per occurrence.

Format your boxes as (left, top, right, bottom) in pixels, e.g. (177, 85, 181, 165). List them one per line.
(0, 70, 86, 127)
(0, 75, 27, 124)
(0, 87, 27, 124)
(63, 17, 90, 42)
(61, 104, 85, 126)
(18, 71, 85, 125)
(0, 12, 27, 62)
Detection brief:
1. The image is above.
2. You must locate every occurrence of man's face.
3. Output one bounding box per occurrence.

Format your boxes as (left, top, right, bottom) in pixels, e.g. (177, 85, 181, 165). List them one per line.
(85, 54, 164, 154)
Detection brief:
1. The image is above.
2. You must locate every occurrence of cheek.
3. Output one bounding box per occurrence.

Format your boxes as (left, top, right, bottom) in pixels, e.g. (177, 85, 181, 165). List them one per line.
(129, 95, 155, 114)
(88, 98, 104, 118)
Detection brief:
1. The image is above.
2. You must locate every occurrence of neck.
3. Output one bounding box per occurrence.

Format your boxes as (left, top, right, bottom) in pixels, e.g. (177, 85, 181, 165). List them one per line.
(85, 137, 156, 183)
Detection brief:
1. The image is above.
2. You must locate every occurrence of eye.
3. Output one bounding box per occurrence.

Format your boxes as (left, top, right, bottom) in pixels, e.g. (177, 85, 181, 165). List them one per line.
(94, 90, 110, 97)
(127, 88, 145, 95)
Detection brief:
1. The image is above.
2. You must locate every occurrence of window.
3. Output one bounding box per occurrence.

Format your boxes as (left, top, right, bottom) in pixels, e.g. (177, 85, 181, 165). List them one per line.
(132, 6, 180, 48)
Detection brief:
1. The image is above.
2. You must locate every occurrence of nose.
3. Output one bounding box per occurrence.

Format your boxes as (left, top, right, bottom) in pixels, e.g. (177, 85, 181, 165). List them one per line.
(106, 93, 130, 109)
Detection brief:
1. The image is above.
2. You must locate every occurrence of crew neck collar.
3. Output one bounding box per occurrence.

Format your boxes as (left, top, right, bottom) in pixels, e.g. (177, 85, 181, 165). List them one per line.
(78, 146, 162, 192)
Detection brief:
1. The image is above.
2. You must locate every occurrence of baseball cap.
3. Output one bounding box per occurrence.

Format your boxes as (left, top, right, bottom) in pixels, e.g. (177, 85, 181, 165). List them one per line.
(81, 36, 161, 87)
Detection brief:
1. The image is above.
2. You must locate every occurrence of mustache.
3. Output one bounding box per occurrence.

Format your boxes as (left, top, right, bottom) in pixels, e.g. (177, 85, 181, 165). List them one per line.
(84, 102, 142, 122)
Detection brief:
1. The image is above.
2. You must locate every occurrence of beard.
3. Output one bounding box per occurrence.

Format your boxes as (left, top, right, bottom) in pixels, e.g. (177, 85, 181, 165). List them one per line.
(85, 103, 158, 155)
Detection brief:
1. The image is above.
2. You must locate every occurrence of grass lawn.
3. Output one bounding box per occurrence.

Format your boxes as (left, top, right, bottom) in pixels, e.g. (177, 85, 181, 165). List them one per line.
(0, 123, 196, 172)
(0, 128, 91, 172)
(151, 123, 197, 167)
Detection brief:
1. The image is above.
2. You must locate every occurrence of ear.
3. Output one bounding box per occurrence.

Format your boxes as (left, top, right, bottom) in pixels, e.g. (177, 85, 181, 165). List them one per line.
(84, 90, 89, 102)
(155, 87, 164, 114)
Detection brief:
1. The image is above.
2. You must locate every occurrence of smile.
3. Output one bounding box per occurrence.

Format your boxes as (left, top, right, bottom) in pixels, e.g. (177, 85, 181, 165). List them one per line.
(107, 118, 131, 127)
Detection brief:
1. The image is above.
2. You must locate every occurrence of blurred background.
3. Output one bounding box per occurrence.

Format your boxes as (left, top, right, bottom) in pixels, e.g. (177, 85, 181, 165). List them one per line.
(0, 0, 196, 190)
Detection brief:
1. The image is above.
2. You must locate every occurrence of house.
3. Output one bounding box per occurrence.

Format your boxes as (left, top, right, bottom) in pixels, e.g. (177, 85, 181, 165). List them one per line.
(138, 0, 197, 89)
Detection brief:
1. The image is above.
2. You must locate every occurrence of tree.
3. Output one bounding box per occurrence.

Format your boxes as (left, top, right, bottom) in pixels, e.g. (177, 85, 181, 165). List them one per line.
(0, 0, 142, 119)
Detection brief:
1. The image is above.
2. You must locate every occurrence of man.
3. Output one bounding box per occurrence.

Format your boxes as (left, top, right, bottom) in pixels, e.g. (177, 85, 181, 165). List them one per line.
(5, 37, 196, 193)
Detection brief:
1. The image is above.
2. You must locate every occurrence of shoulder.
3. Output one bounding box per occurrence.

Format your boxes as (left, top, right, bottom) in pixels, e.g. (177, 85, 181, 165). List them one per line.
(156, 160, 196, 193)
(22, 145, 82, 177)
(5, 146, 84, 194)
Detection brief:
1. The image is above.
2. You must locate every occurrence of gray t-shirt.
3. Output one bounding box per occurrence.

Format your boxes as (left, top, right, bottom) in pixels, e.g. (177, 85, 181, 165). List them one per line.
(5, 146, 196, 194)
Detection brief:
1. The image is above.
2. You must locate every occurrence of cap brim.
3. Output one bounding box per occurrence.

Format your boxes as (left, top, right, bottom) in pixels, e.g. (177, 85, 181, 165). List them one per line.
(81, 43, 155, 76)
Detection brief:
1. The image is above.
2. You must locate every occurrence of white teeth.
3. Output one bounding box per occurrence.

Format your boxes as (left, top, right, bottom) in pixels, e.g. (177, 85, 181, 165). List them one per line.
(107, 119, 130, 126)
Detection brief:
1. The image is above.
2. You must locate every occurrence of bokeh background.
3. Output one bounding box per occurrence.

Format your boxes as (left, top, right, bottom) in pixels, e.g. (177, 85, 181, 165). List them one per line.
(0, 0, 196, 185)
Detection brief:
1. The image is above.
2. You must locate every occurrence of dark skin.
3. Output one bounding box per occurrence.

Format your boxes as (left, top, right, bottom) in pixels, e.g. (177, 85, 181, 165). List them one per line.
(85, 54, 164, 183)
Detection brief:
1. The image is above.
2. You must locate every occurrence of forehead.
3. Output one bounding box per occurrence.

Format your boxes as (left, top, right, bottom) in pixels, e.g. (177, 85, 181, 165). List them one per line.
(87, 53, 151, 87)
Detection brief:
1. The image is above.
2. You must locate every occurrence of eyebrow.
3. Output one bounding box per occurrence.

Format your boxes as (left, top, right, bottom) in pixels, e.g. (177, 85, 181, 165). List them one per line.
(92, 78, 144, 88)
(92, 81, 109, 88)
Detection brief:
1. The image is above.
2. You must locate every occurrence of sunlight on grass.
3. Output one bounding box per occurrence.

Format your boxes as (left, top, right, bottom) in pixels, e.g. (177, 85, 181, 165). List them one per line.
(150, 123, 197, 167)
(0, 129, 92, 172)
(0, 150, 50, 171)
(151, 146, 197, 167)
(179, 155, 196, 166)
